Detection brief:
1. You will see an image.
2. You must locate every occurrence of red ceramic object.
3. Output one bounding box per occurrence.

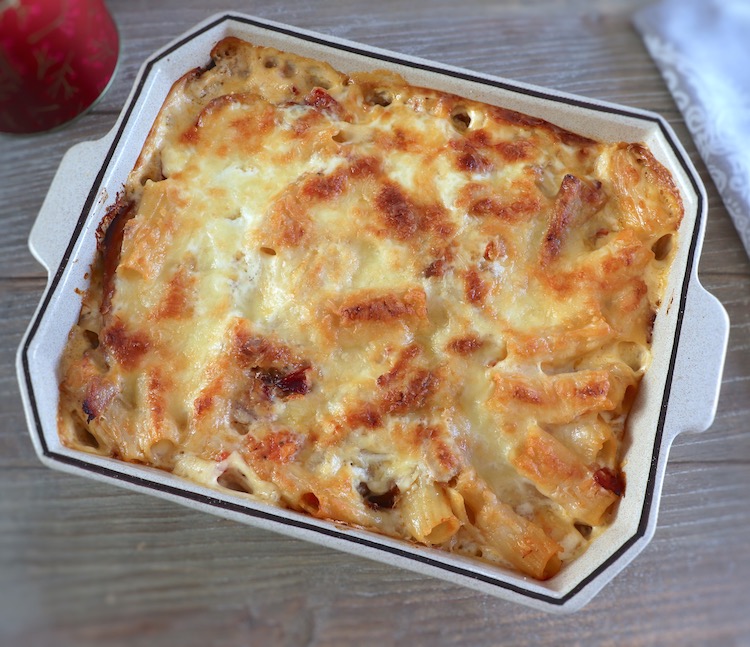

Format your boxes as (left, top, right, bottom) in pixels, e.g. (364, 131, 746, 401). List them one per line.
(0, 0, 119, 134)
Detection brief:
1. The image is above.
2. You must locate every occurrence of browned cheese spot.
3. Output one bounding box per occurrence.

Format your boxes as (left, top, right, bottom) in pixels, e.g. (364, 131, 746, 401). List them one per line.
(483, 239, 506, 261)
(193, 374, 224, 419)
(302, 173, 346, 201)
(230, 103, 276, 142)
(382, 369, 440, 414)
(180, 124, 200, 145)
(266, 197, 310, 247)
(457, 151, 492, 173)
(374, 178, 454, 243)
(469, 196, 540, 221)
(614, 279, 649, 315)
(230, 324, 313, 407)
(447, 335, 484, 355)
(153, 268, 195, 320)
(464, 268, 488, 305)
(541, 174, 607, 265)
(435, 441, 460, 472)
(345, 404, 383, 430)
(575, 380, 608, 400)
(266, 158, 383, 248)
(424, 258, 446, 278)
(339, 288, 427, 325)
(451, 139, 493, 174)
(348, 346, 441, 420)
(376, 344, 421, 388)
(490, 105, 597, 147)
(304, 87, 349, 121)
(412, 424, 460, 473)
(375, 183, 420, 240)
(375, 127, 422, 154)
(233, 325, 296, 370)
(494, 139, 535, 163)
(184, 93, 277, 149)
(180, 93, 241, 145)
(101, 318, 150, 370)
(348, 156, 381, 178)
(247, 430, 302, 463)
(513, 384, 544, 404)
(514, 432, 584, 482)
(602, 240, 641, 275)
(147, 369, 169, 431)
(424, 244, 455, 278)
(291, 109, 323, 136)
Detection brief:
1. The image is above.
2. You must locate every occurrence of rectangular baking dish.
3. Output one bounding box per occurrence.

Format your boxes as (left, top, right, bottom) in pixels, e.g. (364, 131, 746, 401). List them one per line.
(16, 13, 729, 613)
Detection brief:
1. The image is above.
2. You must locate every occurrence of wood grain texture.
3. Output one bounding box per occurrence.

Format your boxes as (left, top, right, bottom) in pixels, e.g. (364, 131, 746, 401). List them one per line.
(1, 1, 749, 645)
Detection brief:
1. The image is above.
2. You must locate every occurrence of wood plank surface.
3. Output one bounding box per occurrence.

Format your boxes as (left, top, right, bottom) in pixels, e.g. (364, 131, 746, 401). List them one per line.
(1, 1, 749, 645)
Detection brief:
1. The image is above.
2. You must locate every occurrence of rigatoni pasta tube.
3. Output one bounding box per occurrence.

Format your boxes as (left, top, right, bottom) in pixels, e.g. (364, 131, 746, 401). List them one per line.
(450, 472, 562, 580)
(401, 479, 461, 545)
(510, 426, 619, 526)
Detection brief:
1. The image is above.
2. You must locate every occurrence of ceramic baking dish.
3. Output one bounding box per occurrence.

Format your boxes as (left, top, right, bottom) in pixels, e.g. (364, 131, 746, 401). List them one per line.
(16, 13, 729, 613)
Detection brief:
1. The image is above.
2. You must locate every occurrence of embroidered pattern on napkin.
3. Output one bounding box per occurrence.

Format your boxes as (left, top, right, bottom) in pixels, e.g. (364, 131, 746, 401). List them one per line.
(634, 0, 750, 255)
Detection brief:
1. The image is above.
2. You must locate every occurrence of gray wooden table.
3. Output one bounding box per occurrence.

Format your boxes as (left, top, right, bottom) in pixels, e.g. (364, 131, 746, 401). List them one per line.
(2, 1, 749, 645)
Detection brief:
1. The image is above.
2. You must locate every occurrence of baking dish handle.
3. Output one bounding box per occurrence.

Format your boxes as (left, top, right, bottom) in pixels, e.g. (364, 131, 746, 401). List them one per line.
(29, 134, 114, 276)
(669, 279, 729, 434)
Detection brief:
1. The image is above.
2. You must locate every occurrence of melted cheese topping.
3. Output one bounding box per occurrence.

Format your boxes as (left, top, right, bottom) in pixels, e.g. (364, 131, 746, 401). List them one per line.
(58, 37, 683, 580)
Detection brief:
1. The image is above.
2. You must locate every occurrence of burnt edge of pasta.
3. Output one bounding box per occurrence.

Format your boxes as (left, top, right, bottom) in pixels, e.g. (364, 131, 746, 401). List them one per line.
(21, 13, 703, 608)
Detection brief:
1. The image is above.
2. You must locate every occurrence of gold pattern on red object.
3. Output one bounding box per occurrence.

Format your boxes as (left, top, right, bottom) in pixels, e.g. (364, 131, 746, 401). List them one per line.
(0, 0, 119, 134)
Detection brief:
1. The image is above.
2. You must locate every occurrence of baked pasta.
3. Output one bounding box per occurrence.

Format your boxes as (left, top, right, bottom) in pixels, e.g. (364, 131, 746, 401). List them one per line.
(57, 37, 683, 580)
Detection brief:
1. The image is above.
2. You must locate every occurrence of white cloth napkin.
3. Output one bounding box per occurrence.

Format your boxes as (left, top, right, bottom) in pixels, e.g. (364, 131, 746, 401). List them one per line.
(633, 0, 750, 256)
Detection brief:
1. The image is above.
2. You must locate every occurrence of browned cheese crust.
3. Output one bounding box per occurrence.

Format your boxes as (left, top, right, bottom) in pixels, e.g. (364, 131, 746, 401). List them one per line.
(57, 37, 683, 580)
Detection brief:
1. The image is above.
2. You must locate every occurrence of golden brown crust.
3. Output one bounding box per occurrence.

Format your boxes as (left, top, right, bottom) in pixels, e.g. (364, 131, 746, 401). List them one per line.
(57, 37, 683, 580)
